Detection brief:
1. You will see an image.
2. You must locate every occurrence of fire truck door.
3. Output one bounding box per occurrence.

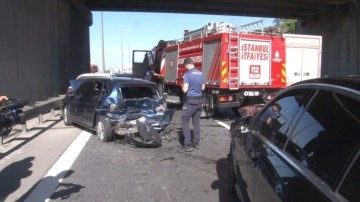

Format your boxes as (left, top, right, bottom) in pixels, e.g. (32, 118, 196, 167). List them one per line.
(164, 49, 178, 82)
(132, 50, 152, 79)
(284, 34, 322, 86)
(286, 47, 320, 86)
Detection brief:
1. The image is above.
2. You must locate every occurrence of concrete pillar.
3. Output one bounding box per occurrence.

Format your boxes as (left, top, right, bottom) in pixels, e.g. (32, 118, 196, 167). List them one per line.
(296, 2, 360, 77)
(0, 0, 92, 103)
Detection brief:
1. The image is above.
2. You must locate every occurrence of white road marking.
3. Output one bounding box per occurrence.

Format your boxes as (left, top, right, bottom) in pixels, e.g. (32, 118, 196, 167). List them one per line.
(214, 120, 230, 130)
(24, 131, 92, 202)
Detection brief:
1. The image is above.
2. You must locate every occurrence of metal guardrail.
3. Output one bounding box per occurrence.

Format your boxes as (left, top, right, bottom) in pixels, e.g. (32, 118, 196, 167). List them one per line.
(0, 95, 65, 145)
(22, 95, 65, 127)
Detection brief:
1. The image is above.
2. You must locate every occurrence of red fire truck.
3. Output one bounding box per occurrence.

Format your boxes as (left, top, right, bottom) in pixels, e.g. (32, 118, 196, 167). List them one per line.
(133, 21, 322, 117)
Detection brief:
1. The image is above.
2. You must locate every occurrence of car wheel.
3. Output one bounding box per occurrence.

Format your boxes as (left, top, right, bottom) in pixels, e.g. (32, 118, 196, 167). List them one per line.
(63, 105, 72, 126)
(96, 116, 113, 142)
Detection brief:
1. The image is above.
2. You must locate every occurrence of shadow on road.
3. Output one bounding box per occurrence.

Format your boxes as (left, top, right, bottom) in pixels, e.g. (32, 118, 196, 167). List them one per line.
(0, 119, 61, 160)
(16, 170, 84, 202)
(49, 170, 85, 201)
(0, 156, 35, 201)
(211, 158, 239, 202)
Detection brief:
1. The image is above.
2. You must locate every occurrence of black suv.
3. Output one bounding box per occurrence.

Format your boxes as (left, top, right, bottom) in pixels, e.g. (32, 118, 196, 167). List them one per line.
(229, 78, 360, 202)
(62, 74, 174, 147)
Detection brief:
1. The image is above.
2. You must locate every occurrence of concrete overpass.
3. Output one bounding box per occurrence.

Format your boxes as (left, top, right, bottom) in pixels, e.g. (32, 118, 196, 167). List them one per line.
(1, 0, 359, 103)
(85, 0, 353, 19)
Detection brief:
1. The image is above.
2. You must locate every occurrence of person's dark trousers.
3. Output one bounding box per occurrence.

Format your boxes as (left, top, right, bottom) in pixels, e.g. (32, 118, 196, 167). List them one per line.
(181, 97, 202, 146)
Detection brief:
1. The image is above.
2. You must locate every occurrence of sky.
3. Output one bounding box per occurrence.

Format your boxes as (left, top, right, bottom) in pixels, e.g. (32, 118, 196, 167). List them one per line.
(89, 11, 275, 71)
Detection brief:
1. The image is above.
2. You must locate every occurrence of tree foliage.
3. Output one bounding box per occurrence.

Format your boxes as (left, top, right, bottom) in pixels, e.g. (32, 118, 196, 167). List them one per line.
(273, 18, 297, 33)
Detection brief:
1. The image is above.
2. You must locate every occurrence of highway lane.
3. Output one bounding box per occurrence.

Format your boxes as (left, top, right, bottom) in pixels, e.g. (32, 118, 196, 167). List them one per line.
(0, 111, 82, 202)
(0, 108, 240, 202)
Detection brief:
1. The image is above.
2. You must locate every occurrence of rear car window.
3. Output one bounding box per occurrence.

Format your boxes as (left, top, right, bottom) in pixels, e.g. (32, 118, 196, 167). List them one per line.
(285, 90, 360, 187)
(119, 86, 159, 99)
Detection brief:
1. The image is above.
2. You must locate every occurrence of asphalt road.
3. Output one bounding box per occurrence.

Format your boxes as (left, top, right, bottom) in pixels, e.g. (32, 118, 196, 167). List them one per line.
(0, 107, 240, 202)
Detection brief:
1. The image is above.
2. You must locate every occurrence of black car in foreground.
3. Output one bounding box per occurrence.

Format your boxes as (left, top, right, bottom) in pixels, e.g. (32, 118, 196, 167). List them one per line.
(229, 78, 360, 202)
(62, 73, 174, 147)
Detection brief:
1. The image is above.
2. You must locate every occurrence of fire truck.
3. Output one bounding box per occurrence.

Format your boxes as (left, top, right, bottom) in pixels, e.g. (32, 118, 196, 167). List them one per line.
(132, 21, 322, 117)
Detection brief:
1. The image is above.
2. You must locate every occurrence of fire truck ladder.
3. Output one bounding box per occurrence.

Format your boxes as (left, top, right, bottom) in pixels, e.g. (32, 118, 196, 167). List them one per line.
(238, 19, 282, 35)
(238, 19, 265, 34)
(228, 28, 239, 90)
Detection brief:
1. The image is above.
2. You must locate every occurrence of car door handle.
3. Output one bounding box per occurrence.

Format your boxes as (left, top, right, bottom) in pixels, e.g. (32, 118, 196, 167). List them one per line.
(303, 72, 310, 76)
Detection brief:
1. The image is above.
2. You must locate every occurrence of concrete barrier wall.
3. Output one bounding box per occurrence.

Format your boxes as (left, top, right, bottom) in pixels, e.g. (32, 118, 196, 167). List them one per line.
(0, 0, 92, 103)
(297, 1, 360, 77)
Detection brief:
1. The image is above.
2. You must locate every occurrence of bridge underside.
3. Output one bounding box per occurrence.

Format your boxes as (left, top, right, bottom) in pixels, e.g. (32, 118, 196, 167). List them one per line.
(85, 0, 353, 19)
(85, 0, 360, 77)
(85, 0, 360, 78)
(0, 0, 358, 104)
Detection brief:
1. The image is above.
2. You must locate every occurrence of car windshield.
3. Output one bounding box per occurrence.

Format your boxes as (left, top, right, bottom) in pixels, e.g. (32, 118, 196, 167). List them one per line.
(119, 86, 160, 100)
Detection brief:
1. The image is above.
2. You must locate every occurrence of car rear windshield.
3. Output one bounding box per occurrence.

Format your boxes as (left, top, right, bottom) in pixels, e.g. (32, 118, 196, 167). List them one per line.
(119, 86, 160, 100)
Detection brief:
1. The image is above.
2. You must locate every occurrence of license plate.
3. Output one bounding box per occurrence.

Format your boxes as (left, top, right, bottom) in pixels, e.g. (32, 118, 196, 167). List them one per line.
(244, 91, 260, 96)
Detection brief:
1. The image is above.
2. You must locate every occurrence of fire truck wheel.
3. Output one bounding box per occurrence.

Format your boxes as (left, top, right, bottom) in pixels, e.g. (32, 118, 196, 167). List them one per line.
(232, 107, 242, 117)
(204, 108, 215, 119)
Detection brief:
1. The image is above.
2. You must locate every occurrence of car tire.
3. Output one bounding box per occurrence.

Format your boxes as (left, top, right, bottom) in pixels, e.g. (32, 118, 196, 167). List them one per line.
(63, 105, 72, 126)
(96, 116, 113, 142)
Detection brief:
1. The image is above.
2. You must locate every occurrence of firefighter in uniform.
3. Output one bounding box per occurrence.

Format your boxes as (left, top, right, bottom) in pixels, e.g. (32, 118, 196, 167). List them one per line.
(180, 58, 205, 152)
(143, 40, 167, 95)
(152, 40, 167, 95)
